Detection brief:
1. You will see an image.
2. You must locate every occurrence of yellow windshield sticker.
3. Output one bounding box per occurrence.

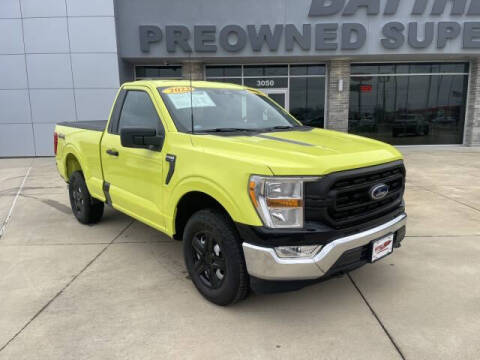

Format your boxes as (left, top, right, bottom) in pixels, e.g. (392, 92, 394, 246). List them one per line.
(163, 86, 194, 94)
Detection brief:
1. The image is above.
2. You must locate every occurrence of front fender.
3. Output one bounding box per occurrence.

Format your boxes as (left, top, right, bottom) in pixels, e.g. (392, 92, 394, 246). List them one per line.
(166, 175, 263, 236)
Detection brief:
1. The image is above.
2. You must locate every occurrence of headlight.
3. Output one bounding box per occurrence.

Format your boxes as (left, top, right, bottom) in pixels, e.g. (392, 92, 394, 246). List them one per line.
(248, 175, 320, 229)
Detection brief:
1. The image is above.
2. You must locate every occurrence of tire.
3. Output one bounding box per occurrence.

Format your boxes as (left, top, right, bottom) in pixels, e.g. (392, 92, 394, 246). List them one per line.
(183, 209, 249, 306)
(68, 171, 104, 225)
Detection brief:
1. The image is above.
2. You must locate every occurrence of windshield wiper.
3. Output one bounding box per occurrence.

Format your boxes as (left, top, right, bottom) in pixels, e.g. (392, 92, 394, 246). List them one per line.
(260, 125, 296, 132)
(200, 126, 299, 134)
(271, 125, 295, 130)
(201, 128, 257, 133)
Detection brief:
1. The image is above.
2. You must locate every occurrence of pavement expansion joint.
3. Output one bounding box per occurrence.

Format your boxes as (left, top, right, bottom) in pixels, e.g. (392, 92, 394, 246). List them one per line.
(0, 219, 135, 353)
(347, 273, 406, 360)
(0, 166, 32, 240)
(417, 185, 480, 213)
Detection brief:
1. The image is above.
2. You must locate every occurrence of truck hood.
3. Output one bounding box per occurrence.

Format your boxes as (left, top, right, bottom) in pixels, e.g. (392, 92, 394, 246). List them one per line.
(193, 128, 403, 176)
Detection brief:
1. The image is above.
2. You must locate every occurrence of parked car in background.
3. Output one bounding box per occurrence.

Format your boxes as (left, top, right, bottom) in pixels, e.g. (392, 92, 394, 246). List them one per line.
(392, 114, 430, 137)
(350, 113, 377, 133)
(431, 113, 457, 125)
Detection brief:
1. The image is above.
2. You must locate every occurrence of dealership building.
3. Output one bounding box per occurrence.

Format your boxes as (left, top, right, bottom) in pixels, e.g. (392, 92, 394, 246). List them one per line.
(1, 0, 480, 156)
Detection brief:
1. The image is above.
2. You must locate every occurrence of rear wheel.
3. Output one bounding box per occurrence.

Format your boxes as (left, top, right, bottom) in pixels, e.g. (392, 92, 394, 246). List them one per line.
(183, 209, 249, 306)
(68, 171, 104, 225)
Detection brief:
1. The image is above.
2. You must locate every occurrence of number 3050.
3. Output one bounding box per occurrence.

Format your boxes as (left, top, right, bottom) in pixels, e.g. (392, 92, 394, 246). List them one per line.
(256, 80, 275, 87)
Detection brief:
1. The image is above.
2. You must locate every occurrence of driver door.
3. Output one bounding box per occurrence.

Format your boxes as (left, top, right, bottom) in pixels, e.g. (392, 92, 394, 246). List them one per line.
(101, 86, 166, 231)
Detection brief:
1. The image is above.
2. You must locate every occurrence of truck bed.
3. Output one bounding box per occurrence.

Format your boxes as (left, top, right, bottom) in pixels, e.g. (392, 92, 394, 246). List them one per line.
(57, 121, 107, 132)
(55, 121, 106, 201)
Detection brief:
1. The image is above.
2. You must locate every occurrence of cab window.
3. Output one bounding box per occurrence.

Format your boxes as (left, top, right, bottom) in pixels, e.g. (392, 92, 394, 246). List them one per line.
(117, 90, 164, 134)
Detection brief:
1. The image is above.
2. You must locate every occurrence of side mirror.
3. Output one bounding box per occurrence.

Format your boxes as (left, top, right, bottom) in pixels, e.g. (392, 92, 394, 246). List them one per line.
(120, 128, 164, 150)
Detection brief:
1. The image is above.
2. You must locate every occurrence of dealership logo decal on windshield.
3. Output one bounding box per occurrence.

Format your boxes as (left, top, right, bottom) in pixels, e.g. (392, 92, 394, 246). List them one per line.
(139, 0, 480, 54)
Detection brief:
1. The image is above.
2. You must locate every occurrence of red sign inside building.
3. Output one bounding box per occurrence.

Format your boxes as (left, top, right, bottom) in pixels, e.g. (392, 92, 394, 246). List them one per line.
(360, 85, 373, 92)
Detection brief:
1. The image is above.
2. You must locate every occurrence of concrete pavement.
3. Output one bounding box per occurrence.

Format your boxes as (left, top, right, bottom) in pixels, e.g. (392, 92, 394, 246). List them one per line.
(1, 147, 480, 360)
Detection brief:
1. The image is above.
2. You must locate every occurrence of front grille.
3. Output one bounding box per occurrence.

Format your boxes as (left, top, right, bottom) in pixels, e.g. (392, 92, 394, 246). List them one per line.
(305, 161, 405, 229)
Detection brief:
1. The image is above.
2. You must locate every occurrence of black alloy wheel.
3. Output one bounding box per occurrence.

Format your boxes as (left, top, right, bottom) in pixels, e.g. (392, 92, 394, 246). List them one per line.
(191, 231, 226, 289)
(183, 209, 249, 306)
(71, 180, 85, 215)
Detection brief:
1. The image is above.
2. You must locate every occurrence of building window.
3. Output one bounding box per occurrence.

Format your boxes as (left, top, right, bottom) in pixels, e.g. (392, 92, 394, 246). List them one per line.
(290, 65, 325, 129)
(135, 65, 183, 80)
(205, 64, 326, 128)
(205, 65, 242, 85)
(349, 63, 469, 145)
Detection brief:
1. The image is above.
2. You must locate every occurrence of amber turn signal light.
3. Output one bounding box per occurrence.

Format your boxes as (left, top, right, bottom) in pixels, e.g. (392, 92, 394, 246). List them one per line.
(248, 180, 258, 208)
(266, 198, 303, 208)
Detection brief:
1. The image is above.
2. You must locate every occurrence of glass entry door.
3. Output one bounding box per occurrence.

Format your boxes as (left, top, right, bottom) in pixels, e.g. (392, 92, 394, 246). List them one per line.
(205, 64, 327, 127)
(263, 89, 289, 111)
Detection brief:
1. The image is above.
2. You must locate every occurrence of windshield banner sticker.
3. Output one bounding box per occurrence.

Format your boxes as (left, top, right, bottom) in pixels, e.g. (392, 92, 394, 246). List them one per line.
(167, 90, 216, 110)
(163, 87, 194, 94)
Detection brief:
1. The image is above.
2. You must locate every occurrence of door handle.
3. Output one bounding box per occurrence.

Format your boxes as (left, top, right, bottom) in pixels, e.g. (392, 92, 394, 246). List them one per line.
(106, 149, 119, 157)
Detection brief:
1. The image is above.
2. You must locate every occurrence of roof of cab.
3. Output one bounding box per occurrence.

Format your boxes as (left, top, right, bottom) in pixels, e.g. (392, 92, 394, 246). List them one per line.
(123, 79, 248, 90)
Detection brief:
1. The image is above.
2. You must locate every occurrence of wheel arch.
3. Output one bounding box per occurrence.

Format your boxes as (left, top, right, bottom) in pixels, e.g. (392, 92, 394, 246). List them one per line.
(168, 176, 262, 239)
(173, 191, 233, 240)
(65, 152, 82, 180)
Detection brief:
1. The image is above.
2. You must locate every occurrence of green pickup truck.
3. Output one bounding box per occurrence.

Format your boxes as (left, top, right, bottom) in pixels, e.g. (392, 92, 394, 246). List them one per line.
(55, 80, 407, 305)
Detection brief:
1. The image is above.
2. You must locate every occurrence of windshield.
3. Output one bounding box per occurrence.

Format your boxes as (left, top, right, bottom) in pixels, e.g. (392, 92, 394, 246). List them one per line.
(158, 87, 301, 133)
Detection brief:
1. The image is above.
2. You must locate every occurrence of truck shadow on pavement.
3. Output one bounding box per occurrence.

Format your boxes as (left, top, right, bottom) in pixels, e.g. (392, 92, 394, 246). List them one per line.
(20, 193, 72, 215)
(121, 218, 362, 309)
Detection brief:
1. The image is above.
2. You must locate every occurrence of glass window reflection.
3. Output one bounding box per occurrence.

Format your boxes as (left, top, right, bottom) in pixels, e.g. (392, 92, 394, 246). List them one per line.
(349, 63, 469, 145)
(290, 77, 325, 128)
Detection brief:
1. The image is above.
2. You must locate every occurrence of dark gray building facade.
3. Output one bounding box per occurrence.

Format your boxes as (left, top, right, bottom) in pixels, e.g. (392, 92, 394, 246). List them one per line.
(1, 0, 480, 156)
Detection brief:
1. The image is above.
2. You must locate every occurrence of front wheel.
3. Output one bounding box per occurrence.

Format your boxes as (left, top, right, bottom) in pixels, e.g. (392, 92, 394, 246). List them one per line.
(183, 209, 249, 306)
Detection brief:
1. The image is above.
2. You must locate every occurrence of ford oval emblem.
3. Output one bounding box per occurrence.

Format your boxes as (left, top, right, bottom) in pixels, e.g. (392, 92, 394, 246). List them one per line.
(369, 183, 389, 200)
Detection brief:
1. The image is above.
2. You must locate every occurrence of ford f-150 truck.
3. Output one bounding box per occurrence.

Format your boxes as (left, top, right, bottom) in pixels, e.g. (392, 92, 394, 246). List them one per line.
(55, 80, 406, 306)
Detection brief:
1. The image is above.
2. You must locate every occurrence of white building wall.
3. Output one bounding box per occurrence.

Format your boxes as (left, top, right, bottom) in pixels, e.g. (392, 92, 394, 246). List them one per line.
(0, 0, 120, 157)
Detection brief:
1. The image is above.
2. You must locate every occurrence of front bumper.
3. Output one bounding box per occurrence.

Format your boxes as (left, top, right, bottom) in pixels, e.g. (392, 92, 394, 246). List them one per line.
(242, 213, 407, 281)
